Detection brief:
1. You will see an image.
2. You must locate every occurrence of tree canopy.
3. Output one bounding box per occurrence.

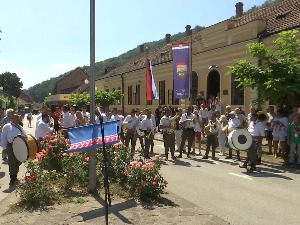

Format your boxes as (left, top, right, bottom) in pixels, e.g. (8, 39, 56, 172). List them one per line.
(0, 71, 23, 98)
(228, 30, 300, 109)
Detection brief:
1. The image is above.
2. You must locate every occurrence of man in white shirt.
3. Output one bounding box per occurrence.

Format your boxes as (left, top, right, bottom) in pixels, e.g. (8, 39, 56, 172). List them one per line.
(136, 110, 145, 150)
(36, 113, 54, 142)
(178, 106, 196, 158)
(69, 107, 76, 127)
(202, 113, 219, 160)
(1, 113, 26, 185)
(81, 105, 90, 124)
(160, 109, 176, 160)
(123, 109, 139, 154)
(239, 113, 265, 172)
(226, 111, 242, 161)
(141, 110, 155, 159)
(59, 106, 74, 129)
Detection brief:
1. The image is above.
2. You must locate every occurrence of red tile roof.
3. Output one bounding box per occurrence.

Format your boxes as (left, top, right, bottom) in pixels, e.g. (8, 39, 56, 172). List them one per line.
(98, 0, 300, 80)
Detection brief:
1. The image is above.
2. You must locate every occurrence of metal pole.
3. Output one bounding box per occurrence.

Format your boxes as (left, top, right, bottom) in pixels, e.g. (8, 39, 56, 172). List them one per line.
(189, 30, 193, 106)
(88, 0, 97, 192)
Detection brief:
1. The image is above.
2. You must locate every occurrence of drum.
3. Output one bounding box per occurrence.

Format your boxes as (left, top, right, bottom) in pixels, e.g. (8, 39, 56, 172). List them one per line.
(13, 134, 39, 163)
(228, 129, 252, 151)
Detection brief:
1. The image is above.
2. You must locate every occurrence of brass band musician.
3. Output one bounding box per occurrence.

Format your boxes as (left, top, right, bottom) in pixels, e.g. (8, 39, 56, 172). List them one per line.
(202, 113, 219, 160)
(226, 111, 242, 161)
(160, 109, 176, 161)
(123, 109, 139, 154)
(140, 110, 155, 159)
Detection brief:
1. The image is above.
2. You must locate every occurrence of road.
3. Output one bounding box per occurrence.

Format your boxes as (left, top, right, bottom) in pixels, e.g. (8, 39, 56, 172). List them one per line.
(151, 141, 300, 225)
(1, 118, 300, 225)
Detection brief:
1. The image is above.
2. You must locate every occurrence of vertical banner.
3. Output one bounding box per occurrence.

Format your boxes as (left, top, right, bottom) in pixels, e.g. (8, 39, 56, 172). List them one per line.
(172, 43, 190, 99)
(146, 59, 159, 100)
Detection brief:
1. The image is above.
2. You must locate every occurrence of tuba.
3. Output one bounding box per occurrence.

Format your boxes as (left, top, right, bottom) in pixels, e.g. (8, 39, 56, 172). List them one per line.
(145, 128, 153, 139)
(257, 111, 269, 124)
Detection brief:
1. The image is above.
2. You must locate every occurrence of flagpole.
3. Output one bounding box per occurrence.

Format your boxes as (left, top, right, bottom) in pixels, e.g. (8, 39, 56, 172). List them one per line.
(88, 0, 97, 193)
(189, 29, 193, 107)
(145, 47, 148, 108)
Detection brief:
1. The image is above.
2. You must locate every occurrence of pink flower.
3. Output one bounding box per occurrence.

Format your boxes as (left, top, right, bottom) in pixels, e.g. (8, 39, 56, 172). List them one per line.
(141, 180, 147, 186)
(62, 153, 67, 157)
(137, 162, 143, 167)
(163, 180, 168, 185)
(134, 187, 140, 192)
(146, 158, 153, 163)
(152, 181, 156, 186)
(155, 154, 160, 159)
(130, 161, 138, 167)
(64, 174, 67, 177)
(154, 175, 159, 180)
(41, 149, 47, 154)
(123, 170, 128, 175)
(69, 153, 74, 157)
(85, 157, 90, 161)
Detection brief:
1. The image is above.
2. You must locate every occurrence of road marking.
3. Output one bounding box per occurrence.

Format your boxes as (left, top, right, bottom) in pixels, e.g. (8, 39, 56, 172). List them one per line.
(228, 172, 253, 180)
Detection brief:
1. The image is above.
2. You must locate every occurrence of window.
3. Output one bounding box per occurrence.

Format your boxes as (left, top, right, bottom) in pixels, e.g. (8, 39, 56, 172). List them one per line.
(231, 74, 244, 105)
(135, 84, 140, 105)
(168, 89, 179, 105)
(128, 85, 132, 105)
(159, 80, 165, 105)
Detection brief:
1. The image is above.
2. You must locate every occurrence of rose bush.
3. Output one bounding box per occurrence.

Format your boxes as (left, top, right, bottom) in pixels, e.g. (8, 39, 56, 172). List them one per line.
(18, 134, 167, 206)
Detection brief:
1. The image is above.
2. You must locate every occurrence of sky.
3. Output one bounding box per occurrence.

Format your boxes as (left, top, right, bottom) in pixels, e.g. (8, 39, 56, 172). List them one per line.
(0, 0, 267, 89)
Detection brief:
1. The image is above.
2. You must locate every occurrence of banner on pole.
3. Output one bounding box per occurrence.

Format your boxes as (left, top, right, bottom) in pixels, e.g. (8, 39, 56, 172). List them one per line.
(66, 121, 118, 153)
(172, 43, 190, 99)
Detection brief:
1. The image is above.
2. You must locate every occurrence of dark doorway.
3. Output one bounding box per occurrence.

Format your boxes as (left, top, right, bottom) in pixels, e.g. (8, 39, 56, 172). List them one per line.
(190, 71, 198, 104)
(206, 70, 220, 99)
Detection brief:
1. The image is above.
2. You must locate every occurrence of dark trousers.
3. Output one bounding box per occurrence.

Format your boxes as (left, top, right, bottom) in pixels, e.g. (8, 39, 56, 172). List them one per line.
(245, 140, 258, 165)
(144, 134, 154, 158)
(139, 136, 144, 149)
(180, 128, 195, 155)
(205, 134, 217, 158)
(7, 143, 22, 179)
(163, 132, 175, 156)
(228, 148, 240, 159)
(125, 131, 136, 154)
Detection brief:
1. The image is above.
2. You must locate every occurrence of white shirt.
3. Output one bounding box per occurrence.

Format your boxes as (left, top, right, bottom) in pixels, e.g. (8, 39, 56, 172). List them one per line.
(60, 112, 74, 128)
(1, 123, 26, 149)
(110, 114, 122, 133)
(70, 113, 76, 126)
(36, 120, 54, 139)
(82, 111, 90, 123)
(123, 115, 139, 129)
(141, 117, 155, 134)
(194, 115, 202, 132)
(248, 120, 265, 137)
(215, 101, 222, 113)
(272, 117, 288, 137)
(228, 117, 241, 132)
(266, 113, 276, 131)
(160, 116, 171, 129)
(206, 120, 218, 134)
(200, 108, 209, 119)
(180, 113, 196, 129)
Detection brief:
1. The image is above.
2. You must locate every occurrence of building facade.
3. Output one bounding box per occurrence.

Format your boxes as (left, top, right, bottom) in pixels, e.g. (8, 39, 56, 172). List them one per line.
(97, 0, 300, 114)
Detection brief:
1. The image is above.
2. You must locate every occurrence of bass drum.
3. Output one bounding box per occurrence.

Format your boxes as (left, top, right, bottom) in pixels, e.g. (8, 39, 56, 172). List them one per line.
(13, 134, 39, 163)
(228, 129, 252, 151)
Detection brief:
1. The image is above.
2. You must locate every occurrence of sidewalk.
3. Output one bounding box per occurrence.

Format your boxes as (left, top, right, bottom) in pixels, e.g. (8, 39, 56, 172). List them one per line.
(0, 189, 229, 225)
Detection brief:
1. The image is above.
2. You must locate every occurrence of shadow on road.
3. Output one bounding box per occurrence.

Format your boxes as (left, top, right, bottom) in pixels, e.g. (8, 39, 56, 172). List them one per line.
(242, 171, 293, 180)
(3, 185, 17, 193)
(171, 159, 192, 167)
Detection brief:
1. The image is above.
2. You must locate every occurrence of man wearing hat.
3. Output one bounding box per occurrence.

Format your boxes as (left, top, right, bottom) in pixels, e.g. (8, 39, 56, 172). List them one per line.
(123, 109, 139, 155)
(226, 111, 242, 160)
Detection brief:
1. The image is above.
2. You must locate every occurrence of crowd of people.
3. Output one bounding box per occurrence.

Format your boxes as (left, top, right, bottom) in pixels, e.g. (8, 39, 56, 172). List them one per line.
(1, 96, 300, 185)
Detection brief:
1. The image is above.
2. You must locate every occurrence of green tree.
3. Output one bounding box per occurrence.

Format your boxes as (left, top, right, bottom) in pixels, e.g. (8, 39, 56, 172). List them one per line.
(95, 89, 123, 108)
(228, 30, 300, 109)
(67, 92, 90, 109)
(0, 72, 23, 107)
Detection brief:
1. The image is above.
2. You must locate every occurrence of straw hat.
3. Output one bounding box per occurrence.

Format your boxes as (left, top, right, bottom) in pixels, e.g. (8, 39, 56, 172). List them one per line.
(220, 115, 227, 122)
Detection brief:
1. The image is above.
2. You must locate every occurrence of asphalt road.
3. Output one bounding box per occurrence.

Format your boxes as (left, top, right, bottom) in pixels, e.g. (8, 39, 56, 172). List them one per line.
(150, 141, 300, 225)
(1, 117, 300, 225)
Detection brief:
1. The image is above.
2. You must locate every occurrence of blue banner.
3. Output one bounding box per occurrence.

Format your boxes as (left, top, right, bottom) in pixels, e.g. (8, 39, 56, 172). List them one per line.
(66, 121, 118, 153)
(172, 43, 190, 99)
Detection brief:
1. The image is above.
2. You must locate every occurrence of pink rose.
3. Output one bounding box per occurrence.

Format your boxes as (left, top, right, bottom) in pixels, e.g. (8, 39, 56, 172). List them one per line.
(163, 180, 168, 185)
(155, 154, 160, 159)
(123, 170, 128, 175)
(154, 175, 159, 180)
(141, 180, 147, 186)
(152, 181, 156, 186)
(62, 153, 67, 157)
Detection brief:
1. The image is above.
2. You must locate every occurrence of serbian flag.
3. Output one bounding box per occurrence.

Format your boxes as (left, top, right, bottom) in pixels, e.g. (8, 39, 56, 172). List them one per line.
(146, 59, 159, 100)
(65, 121, 118, 153)
(172, 43, 190, 99)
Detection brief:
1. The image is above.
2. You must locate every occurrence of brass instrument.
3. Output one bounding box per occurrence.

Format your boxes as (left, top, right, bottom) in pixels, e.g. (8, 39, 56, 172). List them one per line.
(204, 122, 218, 135)
(165, 115, 179, 134)
(221, 125, 229, 134)
(145, 128, 153, 139)
(257, 111, 269, 124)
